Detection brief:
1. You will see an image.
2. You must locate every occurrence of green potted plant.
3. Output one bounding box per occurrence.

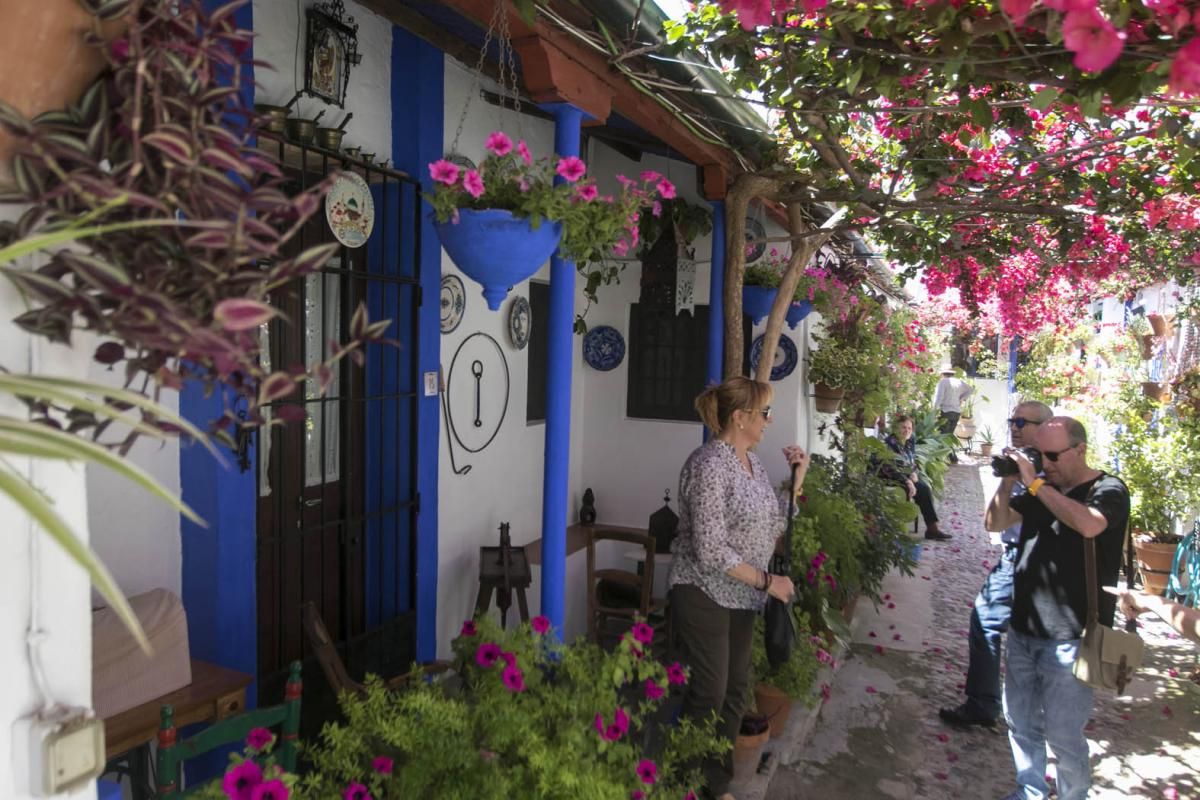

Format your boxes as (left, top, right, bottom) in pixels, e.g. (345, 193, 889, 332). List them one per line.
(742, 252, 817, 328)
(806, 334, 875, 412)
(750, 612, 821, 738)
(427, 134, 670, 309)
(979, 425, 995, 457)
(1128, 315, 1155, 360)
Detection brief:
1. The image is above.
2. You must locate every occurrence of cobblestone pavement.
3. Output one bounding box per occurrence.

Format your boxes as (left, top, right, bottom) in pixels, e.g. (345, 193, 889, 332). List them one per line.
(765, 456, 1200, 800)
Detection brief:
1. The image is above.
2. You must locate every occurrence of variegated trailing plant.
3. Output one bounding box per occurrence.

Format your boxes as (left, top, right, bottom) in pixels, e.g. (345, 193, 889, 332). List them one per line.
(0, 0, 388, 642)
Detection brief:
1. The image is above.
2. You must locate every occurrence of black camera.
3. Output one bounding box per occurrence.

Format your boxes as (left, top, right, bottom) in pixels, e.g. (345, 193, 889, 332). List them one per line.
(991, 447, 1043, 478)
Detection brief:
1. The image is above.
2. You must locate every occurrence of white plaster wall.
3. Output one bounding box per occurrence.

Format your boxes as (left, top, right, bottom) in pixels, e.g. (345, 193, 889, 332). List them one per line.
(85, 368, 181, 601)
(253, 0, 394, 159)
(1, 206, 96, 799)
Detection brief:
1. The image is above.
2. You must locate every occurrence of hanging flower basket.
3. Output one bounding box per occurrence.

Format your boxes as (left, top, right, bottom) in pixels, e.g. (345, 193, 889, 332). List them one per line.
(785, 300, 813, 329)
(812, 382, 844, 413)
(743, 285, 778, 325)
(434, 209, 562, 310)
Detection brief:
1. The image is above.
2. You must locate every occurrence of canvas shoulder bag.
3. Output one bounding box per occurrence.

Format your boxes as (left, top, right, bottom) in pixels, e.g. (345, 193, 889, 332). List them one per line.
(1072, 531, 1143, 695)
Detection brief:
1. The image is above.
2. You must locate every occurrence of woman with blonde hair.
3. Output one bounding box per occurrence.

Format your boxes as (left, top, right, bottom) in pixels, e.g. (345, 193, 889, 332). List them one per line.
(669, 376, 809, 800)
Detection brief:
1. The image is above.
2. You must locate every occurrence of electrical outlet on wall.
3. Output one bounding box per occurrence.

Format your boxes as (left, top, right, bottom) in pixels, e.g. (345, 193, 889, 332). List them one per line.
(13, 707, 105, 796)
(424, 371, 438, 397)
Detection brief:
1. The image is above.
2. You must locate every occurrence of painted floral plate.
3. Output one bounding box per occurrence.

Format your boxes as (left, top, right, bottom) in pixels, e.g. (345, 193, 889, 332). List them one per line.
(749, 332, 798, 381)
(441, 273, 466, 334)
(325, 171, 374, 248)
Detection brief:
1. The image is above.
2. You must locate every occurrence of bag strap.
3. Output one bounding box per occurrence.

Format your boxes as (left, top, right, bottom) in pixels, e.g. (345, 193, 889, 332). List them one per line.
(780, 463, 798, 573)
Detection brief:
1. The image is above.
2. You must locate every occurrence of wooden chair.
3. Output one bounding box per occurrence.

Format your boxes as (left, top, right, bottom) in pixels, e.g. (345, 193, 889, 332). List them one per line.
(155, 661, 301, 799)
(301, 601, 451, 697)
(586, 529, 668, 651)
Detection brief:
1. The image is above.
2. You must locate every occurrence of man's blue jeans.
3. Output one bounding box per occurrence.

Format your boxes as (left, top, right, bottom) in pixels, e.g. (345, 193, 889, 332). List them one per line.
(965, 546, 1016, 719)
(1003, 630, 1095, 800)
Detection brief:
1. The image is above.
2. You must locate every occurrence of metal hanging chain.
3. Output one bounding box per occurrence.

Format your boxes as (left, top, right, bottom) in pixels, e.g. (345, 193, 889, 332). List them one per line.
(496, 4, 522, 121)
(450, 0, 504, 155)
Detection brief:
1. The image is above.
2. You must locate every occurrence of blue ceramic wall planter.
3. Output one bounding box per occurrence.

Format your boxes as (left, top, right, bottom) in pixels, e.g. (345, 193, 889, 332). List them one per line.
(742, 285, 778, 326)
(786, 300, 813, 329)
(433, 208, 562, 310)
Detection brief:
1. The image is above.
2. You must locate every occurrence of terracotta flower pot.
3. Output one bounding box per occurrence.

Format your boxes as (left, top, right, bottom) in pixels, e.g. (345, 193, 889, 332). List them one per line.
(1142, 381, 1169, 402)
(955, 417, 977, 439)
(1134, 540, 1180, 595)
(754, 683, 794, 739)
(812, 382, 844, 413)
(1148, 313, 1172, 338)
(1140, 334, 1156, 360)
(980, 443, 994, 457)
(732, 726, 769, 781)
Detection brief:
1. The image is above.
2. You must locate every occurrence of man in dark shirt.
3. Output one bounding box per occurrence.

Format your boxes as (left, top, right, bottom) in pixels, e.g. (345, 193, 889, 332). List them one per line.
(986, 417, 1129, 800)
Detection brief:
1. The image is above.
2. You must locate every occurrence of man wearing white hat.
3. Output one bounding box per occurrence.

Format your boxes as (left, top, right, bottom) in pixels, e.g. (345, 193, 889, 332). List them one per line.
(933, 365, 973, 463)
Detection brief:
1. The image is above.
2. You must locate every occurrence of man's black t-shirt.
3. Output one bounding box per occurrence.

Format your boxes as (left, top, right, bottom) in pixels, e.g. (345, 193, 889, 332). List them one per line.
(1009, 473, 1130, 640)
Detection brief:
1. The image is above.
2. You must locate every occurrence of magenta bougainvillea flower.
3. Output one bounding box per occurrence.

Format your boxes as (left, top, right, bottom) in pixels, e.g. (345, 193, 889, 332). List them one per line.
(460, 620, 477, 637)
(342, 782, 370, 800)
(428, 159, 460, 186)
(476, 642, 502, 668)
(1169, 38, 1200, 97)
(635, 759, 658, 785)
(666, 662, 687, 685)
(462, 169, 485, 199)
(644, 678, 665, 701)
(371, 756, 394, 775)
(246, 727, 273, 751)
(485, 131, 513, 157)
(631, 622, 654, 644)
(555, 156, 587, 182)
(531, 615, 551, 634)
(1061, 8, 1126, 72)
(501, 664, 526, 693)
(222, 761, 263, 800)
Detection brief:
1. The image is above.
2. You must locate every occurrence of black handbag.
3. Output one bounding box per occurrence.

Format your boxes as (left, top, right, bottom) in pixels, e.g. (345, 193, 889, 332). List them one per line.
(764, 464, 799, 669)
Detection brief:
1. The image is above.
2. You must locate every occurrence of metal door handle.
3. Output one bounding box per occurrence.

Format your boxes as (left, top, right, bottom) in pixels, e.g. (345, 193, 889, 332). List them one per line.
(302, 498, 323, 507)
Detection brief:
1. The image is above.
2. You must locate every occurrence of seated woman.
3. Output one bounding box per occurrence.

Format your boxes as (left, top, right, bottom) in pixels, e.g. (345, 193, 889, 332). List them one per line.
(880, 414, 950, 541)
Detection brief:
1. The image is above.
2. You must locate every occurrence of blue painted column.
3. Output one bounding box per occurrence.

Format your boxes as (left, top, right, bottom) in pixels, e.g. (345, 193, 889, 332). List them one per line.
(539, 103, 584, 635)
(391, 26, 443, 663)
(705, 200, 726, 443)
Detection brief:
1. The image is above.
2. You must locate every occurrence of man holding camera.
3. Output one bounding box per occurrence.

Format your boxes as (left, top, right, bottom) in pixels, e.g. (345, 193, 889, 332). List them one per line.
(940, 401, 1053, 728)
(986, 417, 1129, 800)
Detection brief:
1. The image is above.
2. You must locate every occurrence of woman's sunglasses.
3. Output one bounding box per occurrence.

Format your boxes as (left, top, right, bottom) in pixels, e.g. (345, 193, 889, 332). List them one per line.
(745, 406, 773, 420)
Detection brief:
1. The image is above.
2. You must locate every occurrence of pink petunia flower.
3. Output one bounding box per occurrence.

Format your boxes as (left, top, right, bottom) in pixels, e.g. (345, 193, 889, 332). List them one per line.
(462, 169, 485, 199)
(222, 761, 263, 800)
(460, 620, 477, 637)
(651, 201, 662, 217)
(500, 651, 517, 667)
(644, 678, 665, 701)
(1000, 0, 1035, 24)
(476, 642, 502, 668)
(575, 184, 599, 202)
(517, 140, 532, 165)
(632, 792, 645, 800)
(343, 783, 370, 800)
(632, 622, 654, 644)
(640, 170, 662, 182)
(251, 780, 289, 800)
(612, 239, 630, 257)
(556, 156, 587, 182)
(429, 159, 460, 186)
(246, 727, 274, 751)
(656, 179, 677, 200)
(594, 707, 630, 741)
(531, 615, 551, 634)
(667, 662, 688, 685)
(1061, 8, 1126, 73)
(372, 756, 394, 775)
(636, 759, 658, 785)
(502, 664, 526, 692)
(485, 131, 513, 157)
(1169, 38, 1200, 97)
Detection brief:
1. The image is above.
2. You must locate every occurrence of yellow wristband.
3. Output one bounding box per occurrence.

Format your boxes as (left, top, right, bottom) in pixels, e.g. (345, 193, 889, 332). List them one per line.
(1027, 477, 1046, 497)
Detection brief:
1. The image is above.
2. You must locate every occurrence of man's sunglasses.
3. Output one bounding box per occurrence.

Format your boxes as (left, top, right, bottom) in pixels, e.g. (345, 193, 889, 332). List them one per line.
(1040, 444, 1078, 463)
(1007, 417, 1042, 429)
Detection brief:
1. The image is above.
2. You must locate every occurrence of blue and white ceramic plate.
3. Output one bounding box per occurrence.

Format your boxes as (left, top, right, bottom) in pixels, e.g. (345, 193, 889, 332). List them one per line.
(749, 333, 798, 381)
(582, 325, 625, 371)
(744, 217, 766, 264)
(509, 295, 531, 350)
(440, 273, 466, 334)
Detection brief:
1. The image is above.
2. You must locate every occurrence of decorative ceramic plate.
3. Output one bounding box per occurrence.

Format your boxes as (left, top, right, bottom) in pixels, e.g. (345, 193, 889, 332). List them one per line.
(750, 333, 798, 381)
(440, 273, 466, 334)
(744, 217, 767, 264)
(325, 171, 374, 248)
(582, 325, 625, 371)
(509, 295, 531, 350)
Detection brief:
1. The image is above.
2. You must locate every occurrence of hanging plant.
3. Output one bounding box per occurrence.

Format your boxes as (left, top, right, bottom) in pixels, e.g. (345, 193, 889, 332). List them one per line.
(0, 0, 391, 451)
(427, 133, 671, 309)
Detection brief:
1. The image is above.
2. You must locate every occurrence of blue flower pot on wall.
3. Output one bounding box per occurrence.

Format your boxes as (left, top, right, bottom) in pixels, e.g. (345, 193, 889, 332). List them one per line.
(433, 209, 563, 310)
(786, 300, 813, 329)
(742, 285, 778, 326)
